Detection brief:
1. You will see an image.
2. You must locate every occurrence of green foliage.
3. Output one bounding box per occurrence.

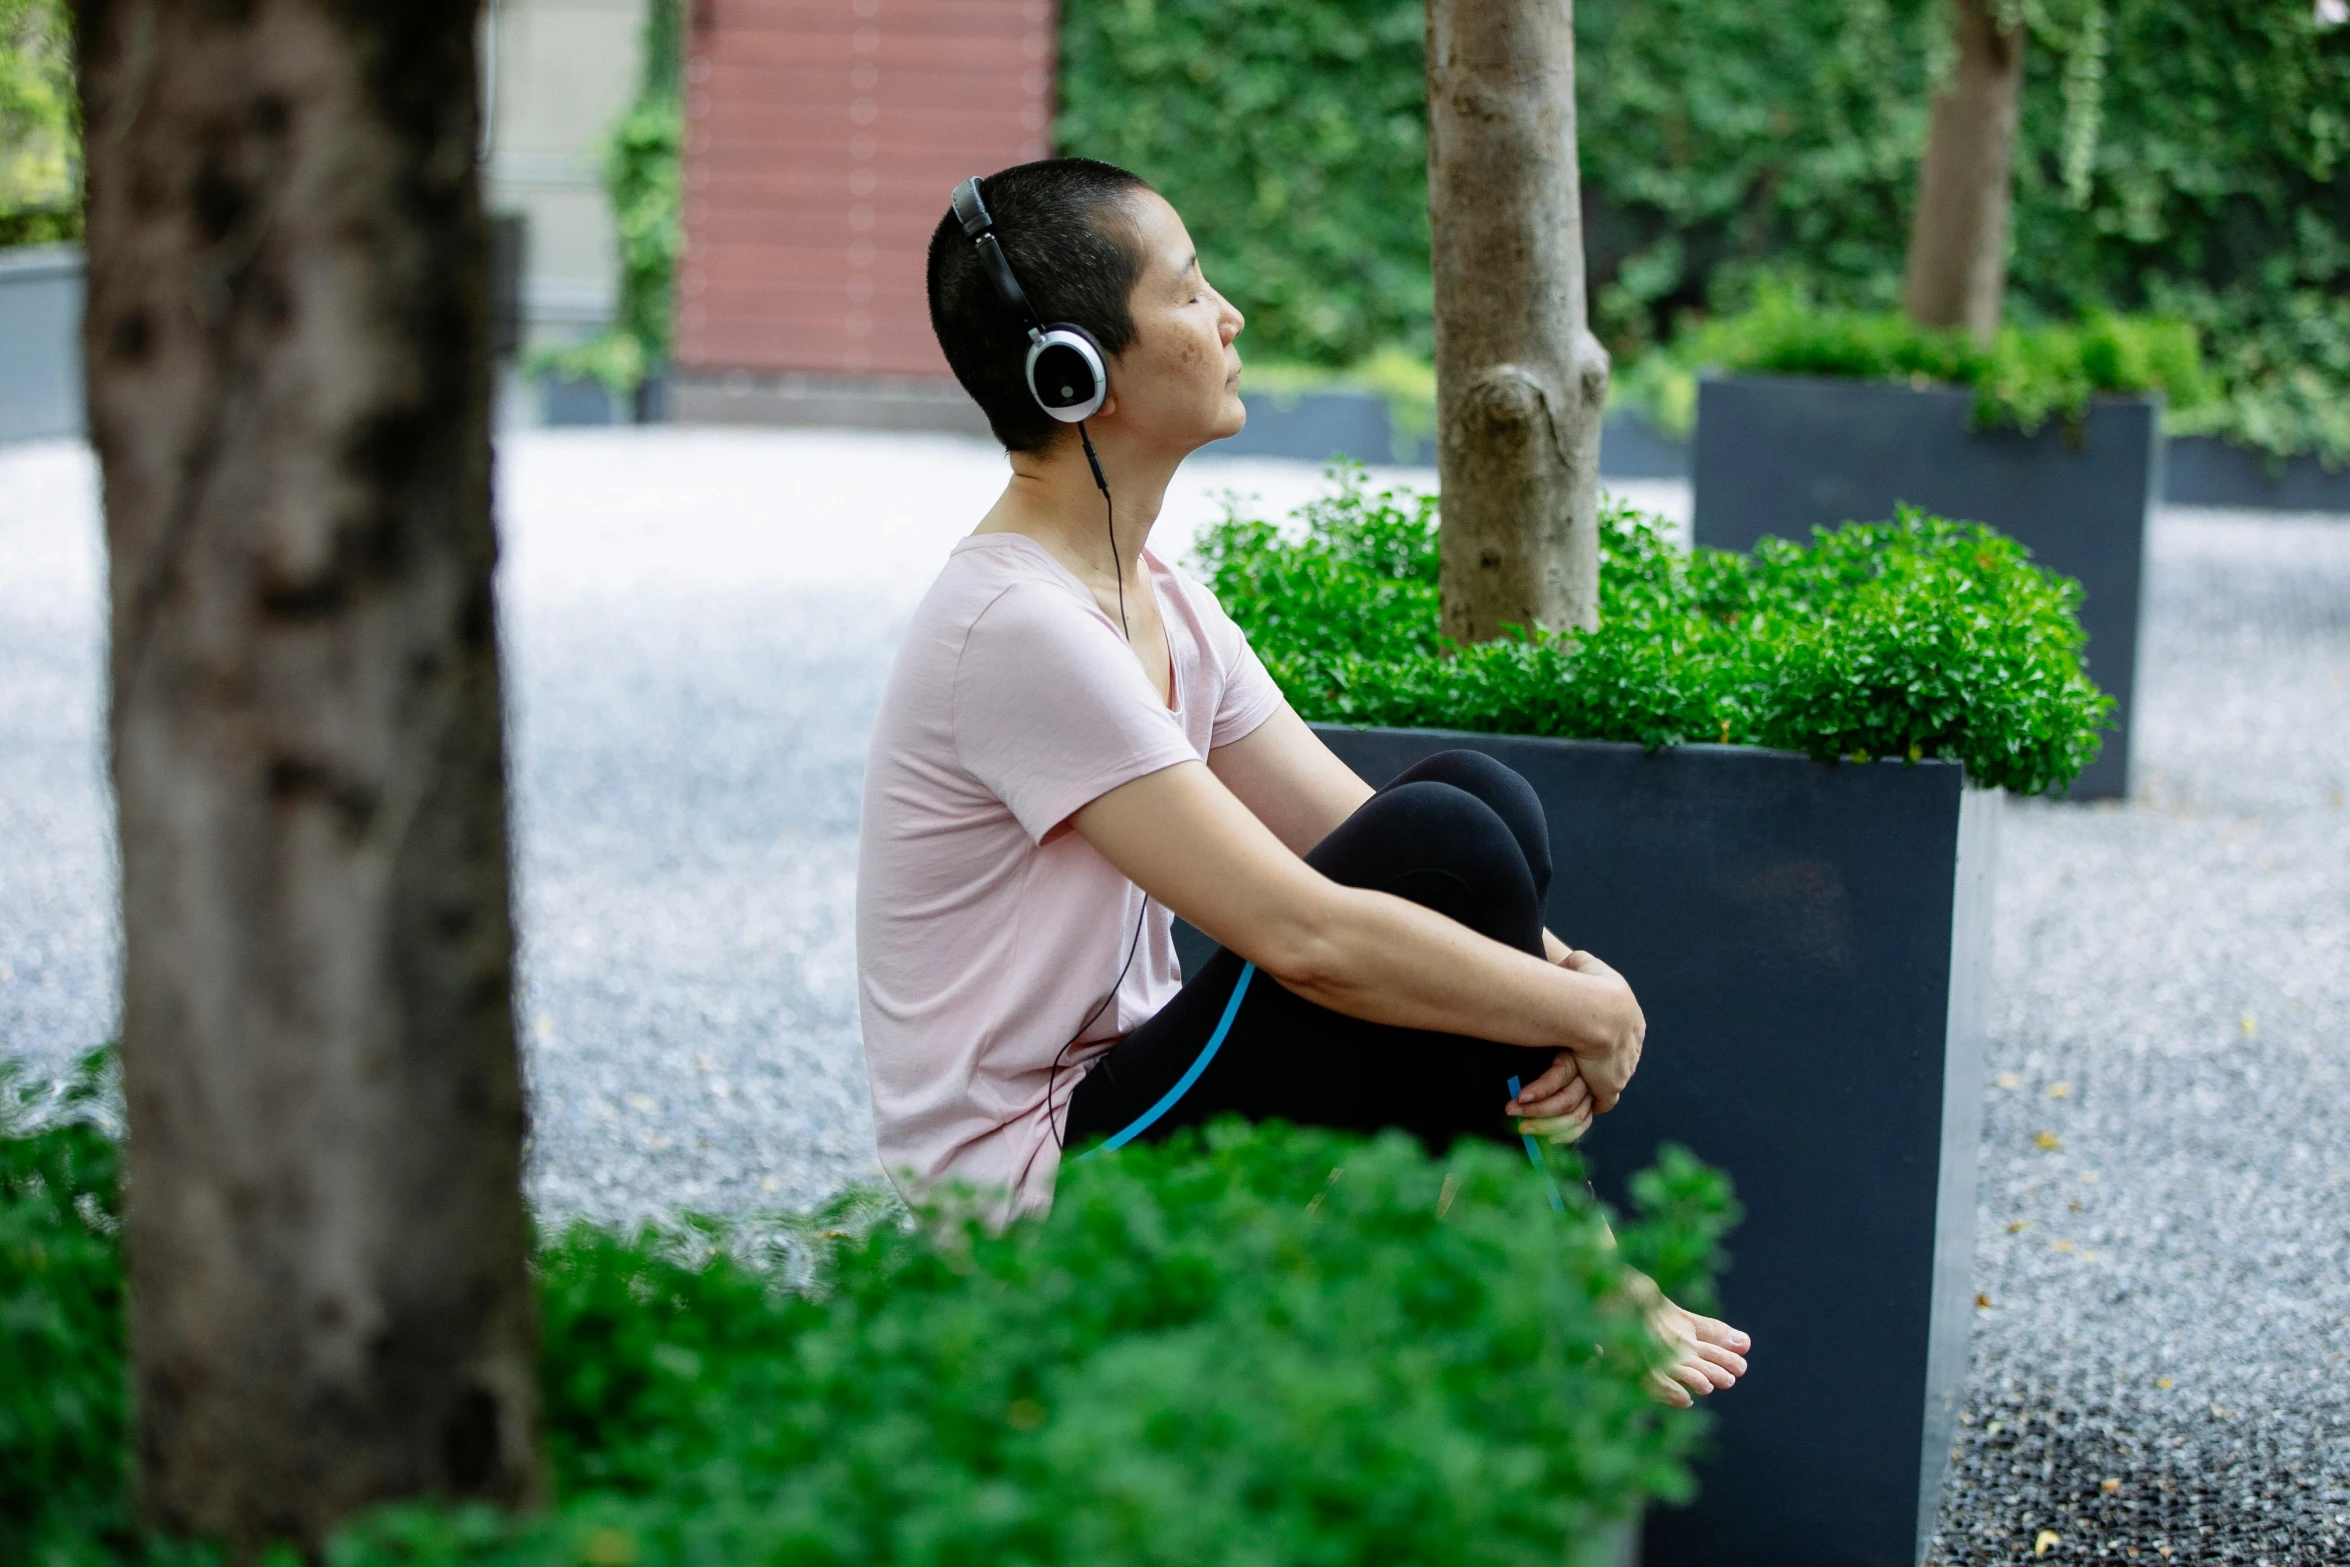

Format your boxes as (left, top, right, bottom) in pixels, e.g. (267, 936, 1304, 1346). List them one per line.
(1195, 468, 2112, 795)
(5, 1059, 1736, 1567)
(334, 1124, 1730, 1567)
(0, 1053, 217, 1567)
(1057, 0, 1430, 368)
(1057, 0, 2350, 461)
(0, 0, 80, 245)
(1615, 285, 2211, 440)
(531, 0, 683, 393)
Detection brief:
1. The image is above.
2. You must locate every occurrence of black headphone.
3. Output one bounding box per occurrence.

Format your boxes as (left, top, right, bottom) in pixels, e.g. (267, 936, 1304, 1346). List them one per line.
(951, 174, 1110, 424)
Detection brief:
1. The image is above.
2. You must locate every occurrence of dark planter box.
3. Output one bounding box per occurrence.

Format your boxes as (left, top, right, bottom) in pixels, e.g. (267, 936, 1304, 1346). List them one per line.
(1690, 373, 2157, 799)
(1174, 727, 1995, 1567)
(1217, 389, 1403, 463)
(0, 243, 85, 443)
(539, 369, 670, 427)
(1597, 407, 1692, 480)
(542, 373, 621, 426)
(1210, 388, 1689, 478)
(2165, 434, 2350, 513)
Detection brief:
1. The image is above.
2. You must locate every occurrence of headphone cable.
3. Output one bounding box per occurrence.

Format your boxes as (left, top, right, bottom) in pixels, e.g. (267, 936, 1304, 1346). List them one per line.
(1049, 421, 1147, 1150)
(1077, 422, 1127, 640)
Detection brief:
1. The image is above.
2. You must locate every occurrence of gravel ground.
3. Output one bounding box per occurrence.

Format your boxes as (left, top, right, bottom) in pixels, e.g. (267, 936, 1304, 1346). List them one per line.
(0, 430, 2338, 1561)
(0, 428, 1450, 1213)
(1927, 510, 2350, 1567)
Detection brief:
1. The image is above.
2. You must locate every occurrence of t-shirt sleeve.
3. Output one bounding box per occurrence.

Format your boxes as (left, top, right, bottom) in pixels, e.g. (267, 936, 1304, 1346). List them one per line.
(953, 581, 1201, 842)
(1178, 565, 1286, 750)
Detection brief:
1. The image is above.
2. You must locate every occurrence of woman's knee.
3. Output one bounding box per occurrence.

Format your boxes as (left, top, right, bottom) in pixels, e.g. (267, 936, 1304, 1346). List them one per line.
(1386, 750, 1551, 894)
(1306, 780, 1544, 953)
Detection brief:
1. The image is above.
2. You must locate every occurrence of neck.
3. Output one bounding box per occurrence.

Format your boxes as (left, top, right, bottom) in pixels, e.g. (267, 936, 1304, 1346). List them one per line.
(978, 421, 1181, 591)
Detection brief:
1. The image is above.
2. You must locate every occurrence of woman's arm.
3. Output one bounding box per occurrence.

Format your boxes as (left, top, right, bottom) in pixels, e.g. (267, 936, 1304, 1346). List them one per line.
(1206, 703, 1374, 854)
(1072, 757, 1644, 1107)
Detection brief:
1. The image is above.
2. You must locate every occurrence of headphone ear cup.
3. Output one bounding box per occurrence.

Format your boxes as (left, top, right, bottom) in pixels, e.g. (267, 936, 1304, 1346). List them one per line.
(1026, 325, 1108, 422)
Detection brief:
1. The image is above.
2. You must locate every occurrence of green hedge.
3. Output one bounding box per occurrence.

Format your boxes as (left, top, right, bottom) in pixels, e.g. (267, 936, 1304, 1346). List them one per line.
(1057, 0, 2350, 463)
(0, 0, 79, 246)
(528, 0, 683, 394)
(4, 1053, 1735, 1567)
(1613, 287, 2210, 440)
(1196, 470, 2112, 796)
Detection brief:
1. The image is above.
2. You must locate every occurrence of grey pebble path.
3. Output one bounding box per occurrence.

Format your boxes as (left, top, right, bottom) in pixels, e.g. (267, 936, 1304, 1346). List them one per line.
(1927, 510, 2350, 1566)
(1, 432, 2341, 1563)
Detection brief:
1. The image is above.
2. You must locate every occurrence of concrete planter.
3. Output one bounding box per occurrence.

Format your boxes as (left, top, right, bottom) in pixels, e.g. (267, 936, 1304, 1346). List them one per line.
(1690, 373, 2156, 799)
(1175, 726, 1995, 1567)
(538, 369, 669, 426)
(1595, 407, 1693, 480)
(2166, 435, 2350, 513)
(1209, 388, 1689, 479)
(0, 243, 85, 443)
(1217, 389, 1405, 463)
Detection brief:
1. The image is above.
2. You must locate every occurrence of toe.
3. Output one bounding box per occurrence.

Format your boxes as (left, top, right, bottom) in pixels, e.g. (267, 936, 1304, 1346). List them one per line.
(1695, 1341, 1748, 1379)
(1687, 1312, 1751, 1353)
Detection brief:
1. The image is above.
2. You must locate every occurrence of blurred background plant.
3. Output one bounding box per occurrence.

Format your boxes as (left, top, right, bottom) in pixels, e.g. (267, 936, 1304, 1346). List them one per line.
(1609, 282, 2212, 441)
(1059, 0, 2350, 464)
(526, 0, 684, 398)
(0, 0, 78, 247)
(10, 0, 2337, 458)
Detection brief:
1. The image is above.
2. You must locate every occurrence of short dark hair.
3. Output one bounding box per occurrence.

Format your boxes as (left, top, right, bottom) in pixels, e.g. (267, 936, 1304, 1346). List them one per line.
(926, 158, 1152, 453)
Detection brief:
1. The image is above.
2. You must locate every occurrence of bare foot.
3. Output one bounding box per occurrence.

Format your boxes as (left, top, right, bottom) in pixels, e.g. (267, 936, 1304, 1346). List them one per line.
(1631, 1277, 1751, 1407)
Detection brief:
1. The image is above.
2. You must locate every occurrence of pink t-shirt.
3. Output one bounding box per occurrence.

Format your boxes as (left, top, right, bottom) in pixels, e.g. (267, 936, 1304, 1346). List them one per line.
(856, 531, 1284, 1213)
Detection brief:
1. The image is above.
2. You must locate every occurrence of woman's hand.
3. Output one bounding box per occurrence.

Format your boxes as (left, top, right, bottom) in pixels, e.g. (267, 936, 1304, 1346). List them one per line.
(1552, 948, 1642, 1110)
(1513, 935, 1637, 1133)
(1504, 1050, 1594, 1145)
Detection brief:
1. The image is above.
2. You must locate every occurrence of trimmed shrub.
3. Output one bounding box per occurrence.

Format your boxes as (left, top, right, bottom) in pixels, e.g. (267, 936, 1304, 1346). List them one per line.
(1613, 286, 2212, 441)
(1, 1055, 154, 1567)
(3, 1050, 1736, 1567)
(1195, 470, 2112, 796)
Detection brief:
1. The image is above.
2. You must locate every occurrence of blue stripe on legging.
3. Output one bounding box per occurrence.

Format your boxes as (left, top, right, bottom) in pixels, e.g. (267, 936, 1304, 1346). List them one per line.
(1508, 1074, 1568, 1211)
(1079, 962, 1257, 1160)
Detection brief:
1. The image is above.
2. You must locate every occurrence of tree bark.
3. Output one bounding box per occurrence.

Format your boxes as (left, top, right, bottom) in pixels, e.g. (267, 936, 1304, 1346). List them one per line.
(1427, 0, 1609, 642)
(78, 0, 539, 1551)
(1902, 0, 2026, 343)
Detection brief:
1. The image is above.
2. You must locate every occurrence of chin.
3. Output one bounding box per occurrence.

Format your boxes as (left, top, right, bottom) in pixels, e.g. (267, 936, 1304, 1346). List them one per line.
(1214, 391, 1248, 440)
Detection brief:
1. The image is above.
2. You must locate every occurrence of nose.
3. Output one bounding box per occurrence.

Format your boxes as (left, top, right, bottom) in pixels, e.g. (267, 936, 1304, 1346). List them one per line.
(1220, 291, 1245, 344)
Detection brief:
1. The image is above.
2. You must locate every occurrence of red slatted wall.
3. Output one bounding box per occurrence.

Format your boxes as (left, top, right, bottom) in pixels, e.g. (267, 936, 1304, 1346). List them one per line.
(678, 0, 1056, 378)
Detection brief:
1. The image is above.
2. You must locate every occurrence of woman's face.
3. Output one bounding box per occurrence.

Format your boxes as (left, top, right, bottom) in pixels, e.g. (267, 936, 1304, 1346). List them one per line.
(1100, 189, 1247, 453)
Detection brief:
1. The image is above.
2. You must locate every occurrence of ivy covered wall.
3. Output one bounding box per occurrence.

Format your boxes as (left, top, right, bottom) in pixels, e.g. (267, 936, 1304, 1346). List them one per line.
(0, 0, 78, 246)
(1056, 0, 2350, 457)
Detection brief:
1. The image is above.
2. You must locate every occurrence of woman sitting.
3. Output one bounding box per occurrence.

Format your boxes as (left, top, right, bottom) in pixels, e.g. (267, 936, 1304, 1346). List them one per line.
(855, 158, 1748, 1405)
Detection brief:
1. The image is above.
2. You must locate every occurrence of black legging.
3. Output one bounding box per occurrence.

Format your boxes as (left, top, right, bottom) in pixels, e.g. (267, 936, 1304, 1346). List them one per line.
(1064, 750, 1556, 1156)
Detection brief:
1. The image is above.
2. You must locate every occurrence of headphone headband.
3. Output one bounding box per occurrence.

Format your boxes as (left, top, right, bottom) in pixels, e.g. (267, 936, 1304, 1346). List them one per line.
(951, 176, 1042, 336)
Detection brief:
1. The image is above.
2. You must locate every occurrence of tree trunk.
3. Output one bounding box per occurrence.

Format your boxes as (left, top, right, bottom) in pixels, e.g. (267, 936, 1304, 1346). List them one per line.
(1902, 0, 2026, 343)
(78, 0, 540, 1551)
(1427, 0, 1609, 642)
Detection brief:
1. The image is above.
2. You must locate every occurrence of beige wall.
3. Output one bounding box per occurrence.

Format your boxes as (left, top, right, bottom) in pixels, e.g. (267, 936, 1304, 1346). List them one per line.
(484, 0, 644, 350)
